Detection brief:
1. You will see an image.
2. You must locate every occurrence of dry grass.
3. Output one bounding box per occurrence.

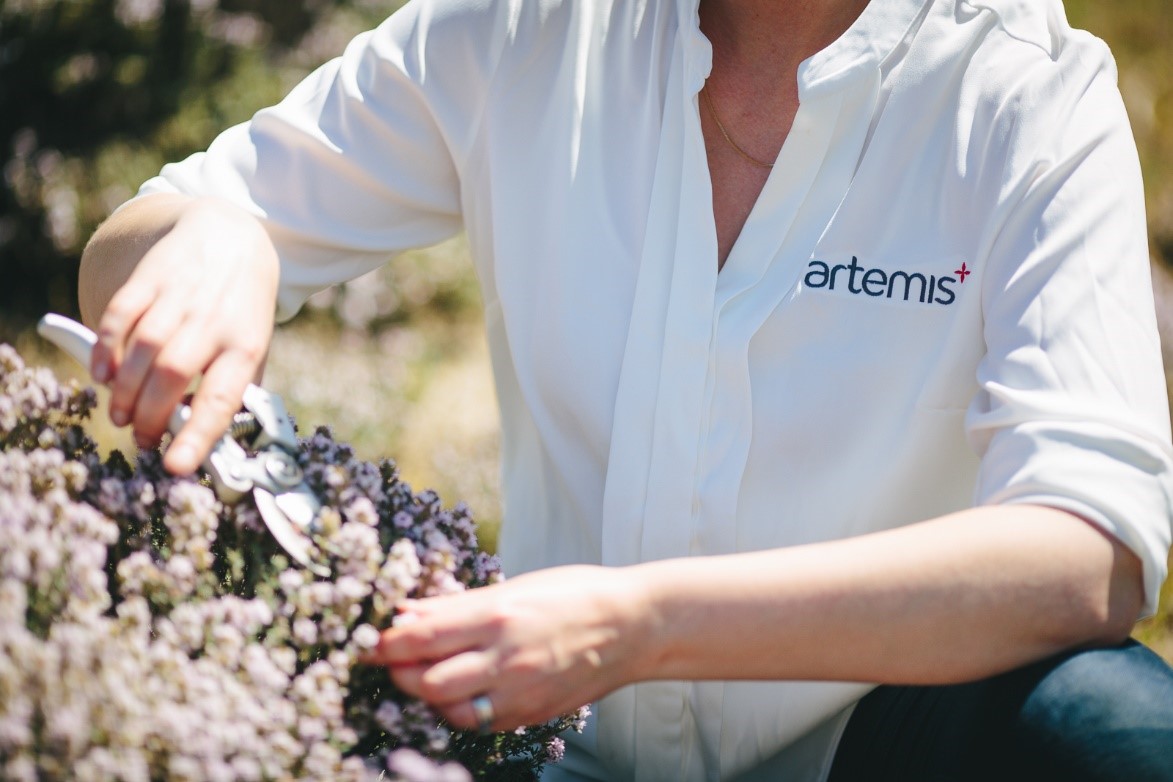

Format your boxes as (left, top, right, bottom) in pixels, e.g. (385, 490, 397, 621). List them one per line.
(265, 309, 503, 553)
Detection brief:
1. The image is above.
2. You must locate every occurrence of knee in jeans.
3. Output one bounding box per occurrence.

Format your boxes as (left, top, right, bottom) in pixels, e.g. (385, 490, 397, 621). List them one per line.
(1008, 642, 1173, 779)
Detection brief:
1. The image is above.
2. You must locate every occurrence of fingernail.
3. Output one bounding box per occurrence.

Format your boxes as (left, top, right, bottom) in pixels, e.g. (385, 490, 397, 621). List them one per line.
(93, 361, 110, 384)
(110, 409, 128, 427)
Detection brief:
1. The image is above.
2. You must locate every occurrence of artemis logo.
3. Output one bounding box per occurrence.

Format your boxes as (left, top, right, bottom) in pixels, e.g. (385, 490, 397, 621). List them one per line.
(804, 257, 971, 306)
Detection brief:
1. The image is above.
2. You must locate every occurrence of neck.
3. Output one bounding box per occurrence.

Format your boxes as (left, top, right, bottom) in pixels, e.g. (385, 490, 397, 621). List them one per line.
(700, 0, 870, 72)
(696, 0, 872, 270)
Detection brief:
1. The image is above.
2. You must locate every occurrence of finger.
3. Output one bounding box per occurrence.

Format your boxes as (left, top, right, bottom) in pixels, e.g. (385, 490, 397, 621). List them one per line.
(163, 349, 253, 475)
(436, 689, 542, 734)
(107, 301, 186, 431)
(439, 696, 500, 733)
(93, 272, 161, 387)
(96, 284, 164, 415)
(131, 321, 218, 448)
(386, 663, 429, 699)
(367, 603, 496, 666)
(392, 651, 498, 706)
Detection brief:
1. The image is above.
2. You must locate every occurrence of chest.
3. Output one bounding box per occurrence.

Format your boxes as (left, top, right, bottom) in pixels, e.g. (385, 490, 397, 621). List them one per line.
(463, 25, 1000, 460)
(699, 87, 799, 271)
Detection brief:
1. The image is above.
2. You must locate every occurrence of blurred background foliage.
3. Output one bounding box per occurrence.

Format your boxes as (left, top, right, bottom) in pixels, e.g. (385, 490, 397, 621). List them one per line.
(1, 0, 1171, 658)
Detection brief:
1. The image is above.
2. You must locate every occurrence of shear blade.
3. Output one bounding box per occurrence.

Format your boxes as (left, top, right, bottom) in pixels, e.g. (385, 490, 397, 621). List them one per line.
(253, 488, 330, 577)
(273, 488, 320, 532)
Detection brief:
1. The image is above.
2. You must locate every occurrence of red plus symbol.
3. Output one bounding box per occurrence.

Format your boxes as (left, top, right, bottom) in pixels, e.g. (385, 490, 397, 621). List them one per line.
(954, 262, 971, 282)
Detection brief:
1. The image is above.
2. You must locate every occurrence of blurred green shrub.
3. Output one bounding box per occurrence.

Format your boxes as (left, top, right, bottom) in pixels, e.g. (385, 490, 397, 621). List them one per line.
(3, 1, 1170, 339)
(0, 0, 402, 337)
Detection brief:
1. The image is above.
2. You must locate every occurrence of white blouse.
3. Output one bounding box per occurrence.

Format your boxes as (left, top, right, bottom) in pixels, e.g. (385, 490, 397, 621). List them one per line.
(137, 0, 1173, 778)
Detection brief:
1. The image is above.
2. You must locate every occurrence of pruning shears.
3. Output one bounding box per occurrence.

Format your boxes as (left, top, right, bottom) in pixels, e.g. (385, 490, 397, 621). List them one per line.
(37, 313, 329, 577)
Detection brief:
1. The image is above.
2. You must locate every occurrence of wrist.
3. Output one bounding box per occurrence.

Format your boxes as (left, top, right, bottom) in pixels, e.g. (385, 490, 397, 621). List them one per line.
(614, 562, 676, 683)
(185, 196, 280, 286)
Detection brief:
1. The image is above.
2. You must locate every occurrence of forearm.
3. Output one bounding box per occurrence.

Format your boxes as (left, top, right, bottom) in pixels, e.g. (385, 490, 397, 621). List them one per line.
(633, 505, 1144, 685)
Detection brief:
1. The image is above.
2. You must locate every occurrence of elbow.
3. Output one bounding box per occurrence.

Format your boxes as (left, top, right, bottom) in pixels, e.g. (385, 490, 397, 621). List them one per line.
(1074, 541, 1146, 649)
(1029, 513, 1148, 654)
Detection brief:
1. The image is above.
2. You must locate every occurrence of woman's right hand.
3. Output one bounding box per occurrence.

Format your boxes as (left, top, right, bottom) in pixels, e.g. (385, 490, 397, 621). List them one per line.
(80, 193, 280, 475)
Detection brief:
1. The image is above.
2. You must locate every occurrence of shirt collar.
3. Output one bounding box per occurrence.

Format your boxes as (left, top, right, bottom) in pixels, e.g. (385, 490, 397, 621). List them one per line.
(799, 0, 936, 95)
(678, 0, 935, 96)
(961, 0, 1057, 53)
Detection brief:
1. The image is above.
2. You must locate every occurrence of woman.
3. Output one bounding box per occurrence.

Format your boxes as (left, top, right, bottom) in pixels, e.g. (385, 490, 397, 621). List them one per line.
(79, 0, 1173, 778)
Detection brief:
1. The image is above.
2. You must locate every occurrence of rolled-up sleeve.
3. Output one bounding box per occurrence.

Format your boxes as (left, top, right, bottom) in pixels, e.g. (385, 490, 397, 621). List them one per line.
(135, 0, 501, 321)
(967, 41, 1173, 614)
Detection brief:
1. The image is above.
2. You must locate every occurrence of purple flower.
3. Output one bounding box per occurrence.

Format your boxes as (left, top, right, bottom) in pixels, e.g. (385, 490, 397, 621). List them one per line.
(386, 748, 472, 782)
(0, 343, 588, 780)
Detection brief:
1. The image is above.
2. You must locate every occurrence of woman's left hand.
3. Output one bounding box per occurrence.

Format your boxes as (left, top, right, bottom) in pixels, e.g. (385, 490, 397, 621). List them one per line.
(362, 564, 655, 731)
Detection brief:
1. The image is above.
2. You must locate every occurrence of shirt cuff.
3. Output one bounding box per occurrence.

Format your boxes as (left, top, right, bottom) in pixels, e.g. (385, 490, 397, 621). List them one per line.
(974, 420, 1173, 617)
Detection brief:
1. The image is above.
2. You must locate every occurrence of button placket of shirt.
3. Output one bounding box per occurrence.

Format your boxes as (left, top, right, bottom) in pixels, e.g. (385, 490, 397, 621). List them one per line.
(638, 3, 717, 555)
(694, 75, 881, 564)
(596, 11, 715, 779)
(690, 95, 845, 555)
(635, 48, 723, 782)
(599, 33, 713, 571)
(675, 0, 923, 580)
(675, 89, 856, 782)
(658, 71, 879, 781)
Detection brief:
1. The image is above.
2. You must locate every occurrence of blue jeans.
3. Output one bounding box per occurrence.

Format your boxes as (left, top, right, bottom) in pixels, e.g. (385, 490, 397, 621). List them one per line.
(827, 640, 1173, 781)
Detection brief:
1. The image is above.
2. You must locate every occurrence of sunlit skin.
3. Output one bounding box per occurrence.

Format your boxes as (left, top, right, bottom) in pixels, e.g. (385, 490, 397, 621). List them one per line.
(79, 0, 1146, 738)
(80, 193, 278, 474)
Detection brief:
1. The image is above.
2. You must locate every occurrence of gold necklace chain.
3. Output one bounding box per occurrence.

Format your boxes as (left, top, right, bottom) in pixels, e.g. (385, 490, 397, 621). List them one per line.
(701, 87, 774, 169)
